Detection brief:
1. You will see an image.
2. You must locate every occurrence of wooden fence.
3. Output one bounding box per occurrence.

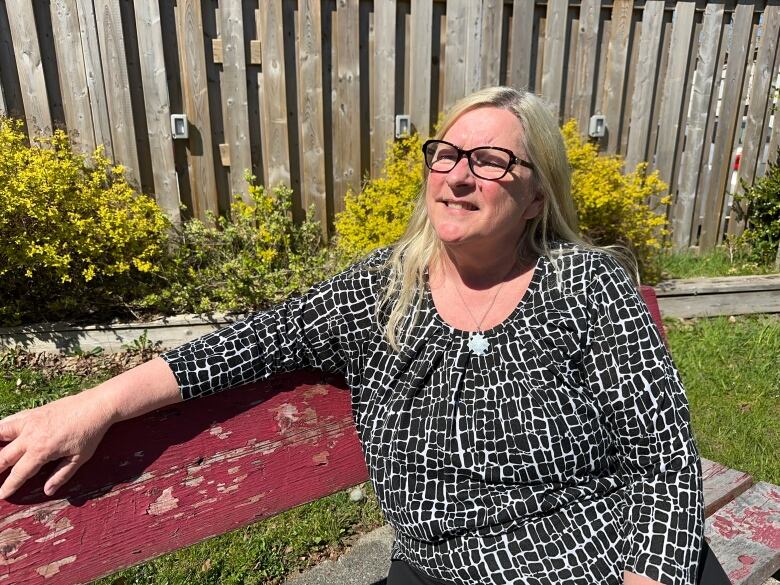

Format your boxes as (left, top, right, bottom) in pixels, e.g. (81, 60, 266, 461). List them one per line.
(0, 0, 778, 250)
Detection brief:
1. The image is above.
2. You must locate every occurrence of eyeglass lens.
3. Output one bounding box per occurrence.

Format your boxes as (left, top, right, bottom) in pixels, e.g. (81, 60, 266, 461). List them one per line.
(424, 142, 512, 179)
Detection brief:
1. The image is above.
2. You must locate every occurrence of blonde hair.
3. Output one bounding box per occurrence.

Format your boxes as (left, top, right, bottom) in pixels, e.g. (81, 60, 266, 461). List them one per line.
(379, 86, 634, 350)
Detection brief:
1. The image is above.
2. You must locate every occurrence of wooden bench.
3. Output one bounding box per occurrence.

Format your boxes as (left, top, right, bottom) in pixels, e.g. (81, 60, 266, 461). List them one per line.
(0, 288, 778, 584)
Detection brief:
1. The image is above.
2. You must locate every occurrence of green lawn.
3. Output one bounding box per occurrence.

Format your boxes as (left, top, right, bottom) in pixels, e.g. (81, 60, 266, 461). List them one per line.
(659, 246, 778, 279)
(0, 313, 778, 583)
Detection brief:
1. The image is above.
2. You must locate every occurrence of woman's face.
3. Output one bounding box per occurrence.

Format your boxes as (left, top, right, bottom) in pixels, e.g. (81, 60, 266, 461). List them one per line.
(425, 106, 543, 257)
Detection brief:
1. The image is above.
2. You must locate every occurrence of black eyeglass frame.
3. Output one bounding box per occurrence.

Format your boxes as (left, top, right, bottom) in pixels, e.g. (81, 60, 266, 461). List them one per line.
(422, 139, 534, 180)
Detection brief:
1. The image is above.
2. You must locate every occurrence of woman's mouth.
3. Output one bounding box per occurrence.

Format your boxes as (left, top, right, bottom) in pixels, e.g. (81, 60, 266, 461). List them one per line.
(444, 201, 478, 211)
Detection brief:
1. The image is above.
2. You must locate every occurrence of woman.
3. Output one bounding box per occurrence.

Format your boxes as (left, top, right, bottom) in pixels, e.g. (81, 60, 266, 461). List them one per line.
(0, 87, 722, 584)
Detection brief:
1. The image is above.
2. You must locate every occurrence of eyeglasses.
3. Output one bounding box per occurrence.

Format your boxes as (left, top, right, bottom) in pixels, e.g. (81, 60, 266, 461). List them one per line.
(422, 139, 534, 180)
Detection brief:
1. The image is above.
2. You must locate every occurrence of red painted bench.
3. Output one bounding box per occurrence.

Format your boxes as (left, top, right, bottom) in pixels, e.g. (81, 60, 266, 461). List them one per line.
(0, 288, 777, 584)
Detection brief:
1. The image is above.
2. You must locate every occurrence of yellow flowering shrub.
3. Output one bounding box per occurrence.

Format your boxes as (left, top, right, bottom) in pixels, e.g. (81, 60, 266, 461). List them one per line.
(138, 180, 331, 314)
(562, 120, 670, 281)
(334, 133, 424, 259)
(0, 118, 169, 325)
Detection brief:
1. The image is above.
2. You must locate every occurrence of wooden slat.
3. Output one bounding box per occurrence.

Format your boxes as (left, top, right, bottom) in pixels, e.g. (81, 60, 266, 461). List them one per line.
(298, 0, 328, 236)
(463, 0, 483, 96)
(652, 0, 695, 210)
(705, 482, 780, 585)
(49, 0, 95, 154)
(570, 0, 600, 132)
(220, 0, 252, 201)
(134, 2, 180, 224)
(480, 0, 503, 88)
(333, 0, 360, 213)
(698, 3, 754, 250)
(176, 0, 219, 221)
(409, 0, 433, 137)
(602, 0, 633, 153)
(6, 0, 52, 139)
(655, 274, 780, 296)
(624, 0, 664, 171)
(701, 458, 753, 518)
(508, 0, 535, 90)
(93, 0, 141, 187)
(443, 0, 468, 110)
(212, 37, 223, 63)
(728, 4, 780, 236)
(656, 290, 780, 319)
(0, 372, 368, 585)
(541, 0, 567, 116)
(671, 3, 723, 250)
(73, 0, 113, 160)
(371, 0, 396, 177)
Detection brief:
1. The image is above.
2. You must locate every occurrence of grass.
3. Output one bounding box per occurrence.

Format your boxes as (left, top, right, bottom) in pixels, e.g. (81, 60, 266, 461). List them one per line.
(659, 245, 778, 280)
(0, 313, 778, 582)
(665, 314, 780, 484)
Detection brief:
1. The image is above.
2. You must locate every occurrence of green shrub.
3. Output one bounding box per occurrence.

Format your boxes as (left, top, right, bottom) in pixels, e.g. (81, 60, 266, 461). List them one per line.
(138, 180, 332, 315)
(733, 150, 780, 266)
(334, 133, 424, 259)
(561, 120, 669, 282)
(0, 118, 169, 325)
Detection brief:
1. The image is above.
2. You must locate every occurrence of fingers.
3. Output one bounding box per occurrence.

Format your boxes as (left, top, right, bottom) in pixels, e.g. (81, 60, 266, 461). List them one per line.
(0, 412, 25, 442)
(0, 441, 24, 475)
(44, 457, 82, 497)
(0, 451, 46, 500)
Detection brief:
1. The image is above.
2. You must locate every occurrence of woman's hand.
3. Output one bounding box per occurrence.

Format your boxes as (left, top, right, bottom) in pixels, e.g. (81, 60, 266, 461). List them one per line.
(624, 571, 664, 585)
(0, 357, 181, 499)
(0, 391, 115, 498)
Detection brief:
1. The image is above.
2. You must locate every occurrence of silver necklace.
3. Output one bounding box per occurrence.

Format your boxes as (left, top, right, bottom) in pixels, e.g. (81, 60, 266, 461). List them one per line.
(450, 267, 514, 356)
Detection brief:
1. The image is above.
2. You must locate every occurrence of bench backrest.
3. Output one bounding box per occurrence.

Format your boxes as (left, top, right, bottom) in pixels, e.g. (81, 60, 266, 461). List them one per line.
(0, 286, 664, 584)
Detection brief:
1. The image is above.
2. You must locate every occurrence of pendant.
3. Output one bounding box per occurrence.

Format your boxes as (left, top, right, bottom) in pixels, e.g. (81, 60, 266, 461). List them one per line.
(468, 332, 490, 355)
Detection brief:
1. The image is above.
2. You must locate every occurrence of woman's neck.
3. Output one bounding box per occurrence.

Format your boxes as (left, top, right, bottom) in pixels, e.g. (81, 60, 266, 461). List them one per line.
(436, 245, 525, 290)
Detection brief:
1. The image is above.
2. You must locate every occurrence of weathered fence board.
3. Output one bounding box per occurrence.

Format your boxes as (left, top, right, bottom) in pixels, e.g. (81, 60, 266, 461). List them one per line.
(409, 0, 433, 137)
(94, 0, 140, 187)
(570, 0, 599, 133)
(176, 0, 219, 221)
(625, 0, 664, 171)
(541, 0, 568, 115)
(480, 0, 504, 88)
(298, 0, 329, 236)
(333, 0, 361, 213)
(672, 2, 724, 250)
(699, 3, 754, 250)
(219, 0, 252, 201)
(50, 0, 95, 154)
(372, 0, 396, 177)
(601, 0, 633, 153)
(653, 0, 695, 208)
(508, 0, 535, 89)
(134, 2, 179, 224)
(6, 0, 52, 139)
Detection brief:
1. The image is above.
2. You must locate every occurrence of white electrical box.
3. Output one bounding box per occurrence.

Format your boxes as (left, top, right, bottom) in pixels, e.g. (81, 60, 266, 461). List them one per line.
(588, 115, 606, 138)
(395, 114, 411, 138)
(171, 114, 189, 140)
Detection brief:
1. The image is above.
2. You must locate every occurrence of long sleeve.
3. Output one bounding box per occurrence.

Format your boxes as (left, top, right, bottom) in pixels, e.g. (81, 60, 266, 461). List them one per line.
(160, 250, 387, 400)
(583, 254, 703, 585)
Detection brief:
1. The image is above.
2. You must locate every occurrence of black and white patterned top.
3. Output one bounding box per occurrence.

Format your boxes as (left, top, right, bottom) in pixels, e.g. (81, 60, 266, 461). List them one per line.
(161, 246, 703, 585)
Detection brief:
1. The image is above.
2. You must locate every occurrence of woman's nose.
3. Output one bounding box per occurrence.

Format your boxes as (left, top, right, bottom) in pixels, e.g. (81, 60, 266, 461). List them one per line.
(446, 155, 475, 186)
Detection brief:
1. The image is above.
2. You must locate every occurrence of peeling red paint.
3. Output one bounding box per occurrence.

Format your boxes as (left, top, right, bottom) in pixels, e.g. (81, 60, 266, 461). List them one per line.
(0, 527, 30, 562)
(312, 451, 330, 465)
(304, 385, 330, 398)
(36, 555, 76, 578)
(147, 488, 179, 516)
(272, 403, 300, 433)
(736, 554, 754, 564)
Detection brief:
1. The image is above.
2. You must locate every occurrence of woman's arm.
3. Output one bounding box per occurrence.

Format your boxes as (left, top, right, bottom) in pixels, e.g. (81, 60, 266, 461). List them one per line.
(0, 357, 180, 499)
(625, 571, 664, 585)
(583, 253, 704, 585)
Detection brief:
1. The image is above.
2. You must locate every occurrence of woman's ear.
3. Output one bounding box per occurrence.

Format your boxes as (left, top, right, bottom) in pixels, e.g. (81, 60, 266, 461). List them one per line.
(522, 190, 545, 220)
